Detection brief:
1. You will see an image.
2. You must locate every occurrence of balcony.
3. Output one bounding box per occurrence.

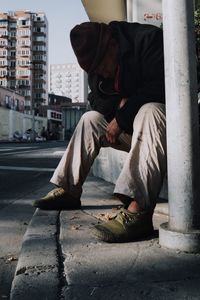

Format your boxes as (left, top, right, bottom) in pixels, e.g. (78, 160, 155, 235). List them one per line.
(0, 72, 7, 78)
(16, 40, 31, 48)
(0, 61, 8, 67)
(0, 40, 8, 47)
(0, 21, 8, 28)
(33, 27, 46, 34)
(16, 33, 31, 38)
(0, 51, 7, 57)
(33, 45, 46, 52)
(0, 31, 8, 37)
(9, 23, 16, 29)
(17, 19, 31, 27)
(16, 80, 31, 87)
(33, 16, 45, 22)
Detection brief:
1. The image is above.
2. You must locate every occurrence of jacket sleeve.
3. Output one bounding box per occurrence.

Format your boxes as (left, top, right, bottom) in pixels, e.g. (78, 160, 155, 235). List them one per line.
(116, 75, 165, 134)
(88, 74, 121, 122)
(115, 28, 165, 134)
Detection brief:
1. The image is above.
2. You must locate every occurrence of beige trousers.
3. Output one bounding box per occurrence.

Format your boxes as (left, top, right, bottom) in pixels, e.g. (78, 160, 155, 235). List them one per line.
(51, 102, 166, 211)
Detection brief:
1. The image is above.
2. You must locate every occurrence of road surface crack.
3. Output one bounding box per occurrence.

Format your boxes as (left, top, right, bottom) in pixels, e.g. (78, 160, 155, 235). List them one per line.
(56, 212, 68, 299)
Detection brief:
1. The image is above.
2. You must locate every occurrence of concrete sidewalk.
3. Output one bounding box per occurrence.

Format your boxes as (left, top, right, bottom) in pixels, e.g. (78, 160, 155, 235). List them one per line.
(10, 176, 200, 300)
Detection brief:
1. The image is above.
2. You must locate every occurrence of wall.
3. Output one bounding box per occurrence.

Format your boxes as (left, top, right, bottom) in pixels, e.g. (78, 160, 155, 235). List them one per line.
(0, 107, 47, 140)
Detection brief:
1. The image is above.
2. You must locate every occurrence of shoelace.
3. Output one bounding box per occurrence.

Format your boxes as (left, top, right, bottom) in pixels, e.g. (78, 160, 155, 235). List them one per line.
(51, 188, 65, 197)
(116, 210, 137, 225)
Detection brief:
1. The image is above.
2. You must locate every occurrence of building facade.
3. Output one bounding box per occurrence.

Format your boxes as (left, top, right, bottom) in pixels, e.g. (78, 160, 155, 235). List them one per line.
(0, 86, 47, 140)
(0, 10, 48, 115)
(50, 63, 88, 103)
(0, 85, 25, 112)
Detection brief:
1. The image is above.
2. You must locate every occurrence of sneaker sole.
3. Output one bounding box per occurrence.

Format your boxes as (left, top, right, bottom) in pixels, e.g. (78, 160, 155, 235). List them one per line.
(93, 226, 154, 243)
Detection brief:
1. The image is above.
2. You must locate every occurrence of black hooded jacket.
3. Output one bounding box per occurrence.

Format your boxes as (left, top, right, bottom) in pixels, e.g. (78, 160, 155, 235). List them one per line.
(88, 22, 165, 134)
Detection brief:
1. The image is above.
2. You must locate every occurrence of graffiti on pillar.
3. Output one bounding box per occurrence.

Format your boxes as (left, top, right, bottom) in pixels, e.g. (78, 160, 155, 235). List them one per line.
(143, 13, 162, 22)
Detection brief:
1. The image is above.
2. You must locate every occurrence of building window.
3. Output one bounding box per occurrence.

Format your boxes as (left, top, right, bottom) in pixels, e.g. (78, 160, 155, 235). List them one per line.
(33, 27, 45, 33)
(34, 83, 43, 88)
(17, 29, 31, 36)
(10, 31, 16, 37)
(16, 69, 31, 76)
(33, 36, 45, 42)
(0, 30, 8, 36)
(0, 39, 7, 46)
(10, 71, 16, 77)
(0, 69, 7, 76)
(10, 40, 16, 47)
(10, 22, 16, 28)
(17, 60, 31, 66)
(0, 50, 7, 56)
(0, 80, 7, 86)
(17, 19, 31, 26)
(34, 63, 44, 69)
(0, 21, 8, 26)
(33, 45, 45, 51)
(17, 49, 31, 56)
(10, 61, 16, 68)
(17, 79, 31, 86)
(33, 54, 44, 60)
(0, 60, 8, 66)
(21, 90, 31, 96)
(10, 80, 16, 87)
(17, 39, 31, 46)
(25, 100, 31, 106)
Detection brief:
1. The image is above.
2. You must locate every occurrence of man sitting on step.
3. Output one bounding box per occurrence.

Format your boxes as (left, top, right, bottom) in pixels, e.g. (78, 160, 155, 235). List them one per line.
(33, 21, 166, 243)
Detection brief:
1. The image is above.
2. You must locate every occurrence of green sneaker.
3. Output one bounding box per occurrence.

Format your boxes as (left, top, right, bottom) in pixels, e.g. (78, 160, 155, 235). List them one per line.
(93, 208, 154, 243)
(33, 187, 81, 210)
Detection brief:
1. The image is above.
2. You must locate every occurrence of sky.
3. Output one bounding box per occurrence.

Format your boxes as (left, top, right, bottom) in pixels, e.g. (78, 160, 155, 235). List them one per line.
(0, 0, 89, 65)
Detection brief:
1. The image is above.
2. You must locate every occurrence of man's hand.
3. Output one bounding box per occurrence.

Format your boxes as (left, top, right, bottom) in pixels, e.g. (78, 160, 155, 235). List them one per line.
(106, 118, 122, 144)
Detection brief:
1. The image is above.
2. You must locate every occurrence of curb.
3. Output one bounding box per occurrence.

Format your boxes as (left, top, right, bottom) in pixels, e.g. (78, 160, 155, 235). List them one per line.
(154, 203, 168, 216)
(10, 209, 62, 300)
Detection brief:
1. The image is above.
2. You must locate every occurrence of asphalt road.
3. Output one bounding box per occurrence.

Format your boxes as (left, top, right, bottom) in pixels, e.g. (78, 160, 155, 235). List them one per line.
(0, 141, 66, 299)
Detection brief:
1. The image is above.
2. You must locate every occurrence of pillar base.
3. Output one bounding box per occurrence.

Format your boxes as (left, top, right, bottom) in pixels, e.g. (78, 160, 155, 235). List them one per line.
(159, 222, 200, 253)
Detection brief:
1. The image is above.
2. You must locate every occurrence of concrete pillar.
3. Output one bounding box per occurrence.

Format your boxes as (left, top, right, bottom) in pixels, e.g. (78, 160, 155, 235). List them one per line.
(126, 0, 133, 22)
(159, 0, 200, 252)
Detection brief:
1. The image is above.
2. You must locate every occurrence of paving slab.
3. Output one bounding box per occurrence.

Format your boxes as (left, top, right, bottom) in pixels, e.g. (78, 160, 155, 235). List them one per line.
(60, 177, 200, 300)
(10, 176, 200, 300)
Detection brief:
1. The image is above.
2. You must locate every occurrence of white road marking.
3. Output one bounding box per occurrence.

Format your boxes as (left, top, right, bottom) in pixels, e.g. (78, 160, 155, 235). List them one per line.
(0, 166, 54, 172)
(0, 148, 64, 156)
(0, 148, 13, 151)
(0, 146, 37, 150)
(53, 151, 65, 155)
(0, 150, 39, 156)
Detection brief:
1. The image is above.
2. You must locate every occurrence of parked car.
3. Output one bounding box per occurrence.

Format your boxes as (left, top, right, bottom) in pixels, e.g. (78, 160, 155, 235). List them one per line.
(23, 129, 46, 142)
(13, 131, 23, 141)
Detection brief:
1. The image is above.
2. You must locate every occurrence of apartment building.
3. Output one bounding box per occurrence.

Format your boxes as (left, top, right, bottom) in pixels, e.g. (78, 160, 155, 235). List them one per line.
(50, 63, 88, 103)
(0, 10, 48, 115)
